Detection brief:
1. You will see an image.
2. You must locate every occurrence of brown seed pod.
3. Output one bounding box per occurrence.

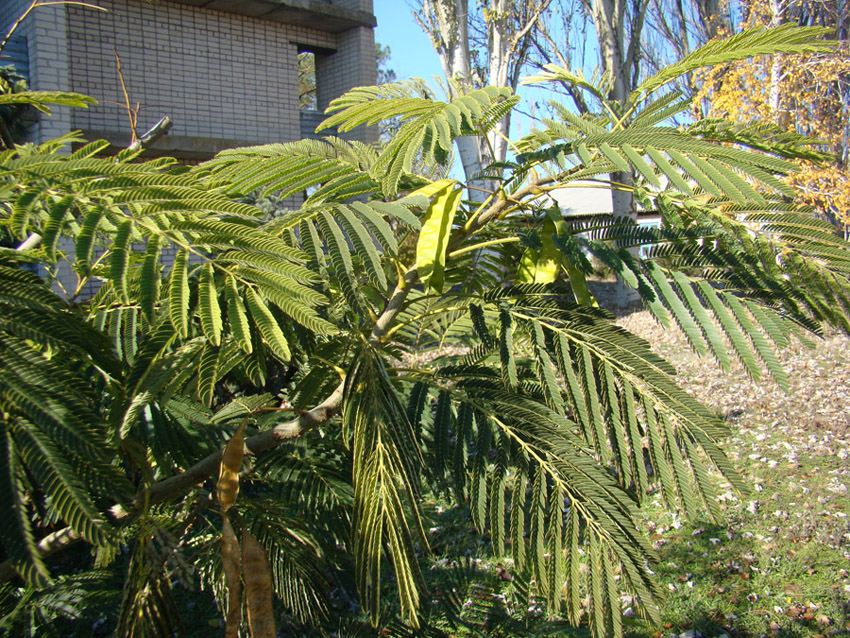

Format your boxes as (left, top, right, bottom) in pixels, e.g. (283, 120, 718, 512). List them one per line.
(241, 528, 276, 638)
(221, 514, 242, 638)
(217, 420, 247, 512)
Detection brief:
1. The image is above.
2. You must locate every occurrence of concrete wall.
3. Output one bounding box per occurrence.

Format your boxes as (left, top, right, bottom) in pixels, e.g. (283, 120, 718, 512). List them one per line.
(333, 0, 374, 14)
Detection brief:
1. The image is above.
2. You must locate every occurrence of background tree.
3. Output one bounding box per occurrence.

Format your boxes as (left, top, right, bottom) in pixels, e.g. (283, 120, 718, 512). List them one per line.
(414, 0, 552, 199)
(694, 0, 850, 235)
(465, 0, 654, 305)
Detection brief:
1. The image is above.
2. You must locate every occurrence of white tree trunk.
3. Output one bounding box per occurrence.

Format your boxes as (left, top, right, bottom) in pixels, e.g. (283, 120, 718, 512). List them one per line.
(589, 0, 641, 307)
(487, 0, 512, 165)
(421, 0, 492, 202)
(419, 0, 549, 202)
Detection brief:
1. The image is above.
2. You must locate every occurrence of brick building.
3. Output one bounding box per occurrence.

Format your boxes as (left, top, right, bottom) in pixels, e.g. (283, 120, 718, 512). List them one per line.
(1, 0, 377, 299)
(0, 0, 378, 158)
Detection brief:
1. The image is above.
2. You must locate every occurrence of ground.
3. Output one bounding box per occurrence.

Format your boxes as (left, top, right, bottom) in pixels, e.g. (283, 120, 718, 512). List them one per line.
(617, 304, 850, 638)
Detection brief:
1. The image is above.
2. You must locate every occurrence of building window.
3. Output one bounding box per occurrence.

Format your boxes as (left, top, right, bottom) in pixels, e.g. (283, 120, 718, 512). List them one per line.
(298, 51, 317, 111)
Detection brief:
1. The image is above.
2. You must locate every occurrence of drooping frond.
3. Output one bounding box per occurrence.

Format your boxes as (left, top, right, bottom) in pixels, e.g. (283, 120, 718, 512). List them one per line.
(409, 366, 666, 634)
(345, 345, 428, 627)
(518, 125, 801, 201)
(0, 258, 128, 584)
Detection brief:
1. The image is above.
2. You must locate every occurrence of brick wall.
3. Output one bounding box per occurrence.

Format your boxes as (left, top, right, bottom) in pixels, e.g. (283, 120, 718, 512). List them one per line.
(4, 0, 377, 152)
(315, 24, 377, 143)
(4, 0, 377, 297)
(66, 0, 343, 154)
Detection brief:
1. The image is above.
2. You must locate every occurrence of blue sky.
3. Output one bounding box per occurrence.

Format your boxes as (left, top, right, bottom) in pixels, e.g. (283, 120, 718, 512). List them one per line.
(371, 1, 550, 141)
(373, 2, 443, 83)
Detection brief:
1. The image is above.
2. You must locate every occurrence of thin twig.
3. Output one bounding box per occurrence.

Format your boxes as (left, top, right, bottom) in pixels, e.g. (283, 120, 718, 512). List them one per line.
(113, 48, 138, 144)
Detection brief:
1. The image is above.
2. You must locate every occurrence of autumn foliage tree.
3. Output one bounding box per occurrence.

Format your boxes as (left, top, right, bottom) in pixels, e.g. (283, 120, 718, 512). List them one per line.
(695, 0, 850, 234)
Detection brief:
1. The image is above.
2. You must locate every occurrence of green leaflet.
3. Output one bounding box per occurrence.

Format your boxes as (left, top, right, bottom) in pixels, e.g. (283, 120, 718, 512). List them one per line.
(111, 220, 133, 305)
(531, 466, 548, 594)
(199, 264, 222, 346)
(225, 278, 253, 354)
(140, 236, 162, 320)
(197, 343, 219, 406)
(510, 471, 527, 571)
(41, 195, 76, 261)
(414, 179, 462, 293)
(546, 482, 564, 613)
(244, 288, 291, 362)
(499, 307, 517, 390)
(470, 410, 491, 535)
(169, 249, 191, 338)
(74, 207, 105, 276)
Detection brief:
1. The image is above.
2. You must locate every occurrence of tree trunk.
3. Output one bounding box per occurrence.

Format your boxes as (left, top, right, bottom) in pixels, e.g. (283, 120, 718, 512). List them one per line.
(418, 0, 548, 203)
(589, 0, 641, 307)
(420, 0, 492, 202)
(768, 0, 783, 123)
(487, 0, 512, 166)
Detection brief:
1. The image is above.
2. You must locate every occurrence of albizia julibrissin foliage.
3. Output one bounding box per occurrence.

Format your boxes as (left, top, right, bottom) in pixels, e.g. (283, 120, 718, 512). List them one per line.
(0, 24, 849, 638)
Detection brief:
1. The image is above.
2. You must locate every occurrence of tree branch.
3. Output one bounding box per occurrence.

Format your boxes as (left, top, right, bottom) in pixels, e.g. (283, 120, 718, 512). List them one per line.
(126, 116, 171, 154)
(0, 527, 80, 584)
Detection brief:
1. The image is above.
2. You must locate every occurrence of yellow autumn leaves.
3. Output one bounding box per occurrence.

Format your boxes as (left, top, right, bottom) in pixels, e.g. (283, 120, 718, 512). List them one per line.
(693, 0, 850, 232)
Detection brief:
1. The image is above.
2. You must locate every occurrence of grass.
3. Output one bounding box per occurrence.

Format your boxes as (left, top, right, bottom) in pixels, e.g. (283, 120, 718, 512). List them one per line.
(617, 308, 850, 638)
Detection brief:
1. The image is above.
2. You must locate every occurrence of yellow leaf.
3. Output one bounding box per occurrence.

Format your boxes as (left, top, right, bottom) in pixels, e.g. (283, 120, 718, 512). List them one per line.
(242, 528, 276, 638)
(516, 247, 540, 283)
(415, 180, 462, 293)
(408, 178, 457, 199)
(217, 421, 247, 512)
(517, 217, 561, 284)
